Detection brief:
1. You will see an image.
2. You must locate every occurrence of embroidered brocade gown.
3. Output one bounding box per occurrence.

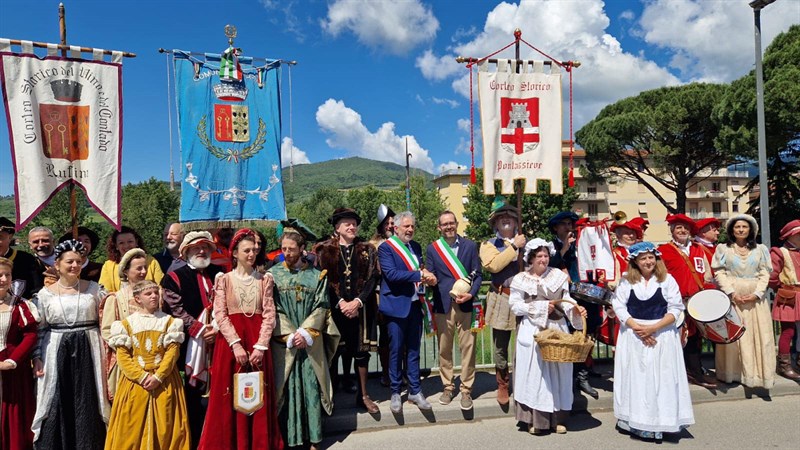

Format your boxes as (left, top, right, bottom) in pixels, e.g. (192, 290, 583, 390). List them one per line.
(31, 282, 110, 450)
(269, 263, 339, 447)
(197, 272, 283, 450)
(0, 298, 39, 450)
(712, 244, 776, 388)
(105, 312, 189, 450)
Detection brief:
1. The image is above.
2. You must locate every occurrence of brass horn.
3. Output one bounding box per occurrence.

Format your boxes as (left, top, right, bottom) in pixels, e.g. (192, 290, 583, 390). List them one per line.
(613, 211, 628, 225)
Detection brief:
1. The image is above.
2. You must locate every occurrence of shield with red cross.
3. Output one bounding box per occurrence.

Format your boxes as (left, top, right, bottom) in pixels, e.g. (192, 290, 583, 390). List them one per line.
(500, 97, 540, 154)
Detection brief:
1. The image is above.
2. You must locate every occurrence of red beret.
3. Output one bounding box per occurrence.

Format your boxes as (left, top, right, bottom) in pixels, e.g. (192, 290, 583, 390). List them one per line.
(694, 218, 721, 233)
(780, 219, 800, 240)
(610, 221, 643, 239)
(666, 213, 695, 229)
(628, 217, 649, 229)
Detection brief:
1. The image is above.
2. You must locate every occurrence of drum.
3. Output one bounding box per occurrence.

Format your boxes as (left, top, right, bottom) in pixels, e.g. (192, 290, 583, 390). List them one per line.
(569, 282, 612, 306)
(686, 290, 746, 344)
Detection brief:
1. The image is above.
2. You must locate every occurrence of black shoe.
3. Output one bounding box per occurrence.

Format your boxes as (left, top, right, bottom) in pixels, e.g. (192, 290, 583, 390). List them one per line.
(576, 370, 599, 399)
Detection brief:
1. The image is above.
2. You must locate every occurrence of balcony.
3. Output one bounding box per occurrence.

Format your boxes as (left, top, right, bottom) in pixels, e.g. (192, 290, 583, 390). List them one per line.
(578, 192, 607, 201)
(686, 190, 727, 199)
(696, 168, 751, 179)
(688, 212, 730, 220)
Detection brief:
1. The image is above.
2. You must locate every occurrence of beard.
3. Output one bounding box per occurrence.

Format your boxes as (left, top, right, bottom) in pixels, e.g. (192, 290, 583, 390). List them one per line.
(165, 240, 179, 251)
(189, 255, 211, 269)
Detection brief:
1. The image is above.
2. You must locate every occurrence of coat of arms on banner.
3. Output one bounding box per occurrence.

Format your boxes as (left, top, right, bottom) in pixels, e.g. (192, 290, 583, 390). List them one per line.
(478, 60, 563, 195)
(174, 48, 286, 225)
(0, 51, 123, 230)
(39, 80, 90, 161)
(500, 97, 539, 154)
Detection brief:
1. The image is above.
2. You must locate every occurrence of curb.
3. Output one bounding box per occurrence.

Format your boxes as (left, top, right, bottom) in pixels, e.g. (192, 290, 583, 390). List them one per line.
(323, 370, 800, 434)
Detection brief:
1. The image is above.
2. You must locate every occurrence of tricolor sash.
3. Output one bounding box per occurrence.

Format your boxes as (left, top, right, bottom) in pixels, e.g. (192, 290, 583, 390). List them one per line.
(431, 237, 468, 280)
(385, 236, 420, 270)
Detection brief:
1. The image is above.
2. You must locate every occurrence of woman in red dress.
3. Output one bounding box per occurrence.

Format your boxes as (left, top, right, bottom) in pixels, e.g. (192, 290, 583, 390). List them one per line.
(198, 229, 283, 450)
(0, 256, 39, 450)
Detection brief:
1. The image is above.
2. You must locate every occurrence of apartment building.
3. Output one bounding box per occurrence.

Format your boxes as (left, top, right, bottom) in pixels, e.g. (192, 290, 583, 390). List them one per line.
(433, 143, 752, 243)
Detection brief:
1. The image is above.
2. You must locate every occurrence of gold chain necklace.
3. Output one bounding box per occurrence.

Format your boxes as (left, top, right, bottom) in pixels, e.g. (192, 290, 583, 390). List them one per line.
(339, 244, 354, 277)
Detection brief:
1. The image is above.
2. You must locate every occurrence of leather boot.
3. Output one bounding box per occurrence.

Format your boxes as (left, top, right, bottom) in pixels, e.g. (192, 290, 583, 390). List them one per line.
(496, 367, 510, 406)
(576, 368, 599, 399)
(777, 354, 800, 381)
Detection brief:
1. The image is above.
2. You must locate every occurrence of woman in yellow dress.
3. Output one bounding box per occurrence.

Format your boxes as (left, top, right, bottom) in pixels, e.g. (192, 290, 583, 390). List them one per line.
(105, 280, 189, 450)
(98, 227, 163, 293)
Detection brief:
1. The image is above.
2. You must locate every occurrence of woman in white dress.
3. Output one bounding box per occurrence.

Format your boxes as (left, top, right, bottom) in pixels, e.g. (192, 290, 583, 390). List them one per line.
(509, 238, 586, 435)
(613, 242, 694, 442)
(31, 240, 110, 449)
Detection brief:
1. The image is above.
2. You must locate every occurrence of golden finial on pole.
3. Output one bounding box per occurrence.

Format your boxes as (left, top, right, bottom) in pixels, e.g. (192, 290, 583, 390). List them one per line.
(224, 24, 237, 46)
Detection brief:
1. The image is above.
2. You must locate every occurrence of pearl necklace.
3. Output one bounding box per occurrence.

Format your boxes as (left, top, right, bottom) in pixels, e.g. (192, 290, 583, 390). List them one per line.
(232, 269, 256, 286)
(56, 278, 82, 327)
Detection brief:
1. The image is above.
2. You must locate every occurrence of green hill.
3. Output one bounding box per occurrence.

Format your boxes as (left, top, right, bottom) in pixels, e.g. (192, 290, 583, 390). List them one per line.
(0, 158, 435, 219)
(281, 157, 434, 202)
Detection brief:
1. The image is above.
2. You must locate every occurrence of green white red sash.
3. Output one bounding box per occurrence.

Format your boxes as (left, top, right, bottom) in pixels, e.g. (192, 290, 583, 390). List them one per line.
(431, 237, 468, 280)
(385, 236, 420, 270)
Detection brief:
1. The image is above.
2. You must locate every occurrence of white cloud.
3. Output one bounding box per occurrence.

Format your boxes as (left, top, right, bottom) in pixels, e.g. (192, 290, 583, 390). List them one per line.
(437, 161, 466, 174)
(280, 137, 310, 167)
(457, 118, 471, 133)
(415, 49, 463, 81)
(619, 10, 635, 21)
(431, 97, 460, 108)
(637, 0, 799, 82)
(315, 98, 435, 172)
(260, 0, 305, 43)
(321, 0, 439, 55)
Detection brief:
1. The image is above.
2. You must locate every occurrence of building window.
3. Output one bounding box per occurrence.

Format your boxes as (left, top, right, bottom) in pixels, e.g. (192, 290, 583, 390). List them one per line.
(587, 186, 597, 194)
(712, 181, 721, 192)
(461, 179, 469, 187)
(732, 203, 739, 213)
(712, 202, 722, 214)
(588, 203, 598, 216)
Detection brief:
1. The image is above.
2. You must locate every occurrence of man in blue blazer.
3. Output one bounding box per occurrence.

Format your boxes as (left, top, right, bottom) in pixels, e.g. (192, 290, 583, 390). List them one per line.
(425, 211, 482, 411)
(378, 211, 437, 413)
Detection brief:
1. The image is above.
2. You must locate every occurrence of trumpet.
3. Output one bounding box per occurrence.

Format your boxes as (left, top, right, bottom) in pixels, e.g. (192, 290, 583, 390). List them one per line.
(612, 211, 627, 225)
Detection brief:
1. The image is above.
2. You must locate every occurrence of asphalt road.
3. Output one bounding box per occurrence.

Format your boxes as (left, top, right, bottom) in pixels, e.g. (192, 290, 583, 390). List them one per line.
(323, 394, 800, 449)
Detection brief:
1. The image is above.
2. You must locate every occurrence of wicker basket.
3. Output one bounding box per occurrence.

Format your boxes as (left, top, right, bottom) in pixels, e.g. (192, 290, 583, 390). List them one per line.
(534, 299, 595, 363)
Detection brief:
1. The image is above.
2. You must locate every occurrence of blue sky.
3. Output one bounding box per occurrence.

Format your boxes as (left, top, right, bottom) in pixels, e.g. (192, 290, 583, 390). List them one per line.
(1, 0, 798, 196)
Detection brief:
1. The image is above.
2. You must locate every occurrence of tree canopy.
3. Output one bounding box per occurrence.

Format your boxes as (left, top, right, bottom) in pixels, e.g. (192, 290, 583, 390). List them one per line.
(714, 24, 800, 241)
(575, 83, 732, 214)
(464, 171, 578, 241)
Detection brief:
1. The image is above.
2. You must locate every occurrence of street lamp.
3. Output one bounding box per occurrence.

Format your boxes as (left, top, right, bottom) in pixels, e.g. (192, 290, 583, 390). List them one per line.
(749, 0, 775, 248)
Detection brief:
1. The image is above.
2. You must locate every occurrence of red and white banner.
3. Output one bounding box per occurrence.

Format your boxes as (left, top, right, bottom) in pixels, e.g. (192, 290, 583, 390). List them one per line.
(478, 60, 562, 195)
(0, 46, 122, 230)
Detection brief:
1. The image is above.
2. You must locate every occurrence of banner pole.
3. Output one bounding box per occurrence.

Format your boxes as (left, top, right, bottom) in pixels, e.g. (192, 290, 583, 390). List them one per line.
(57, 3, 80, 239)
(513, 29, 525, 271)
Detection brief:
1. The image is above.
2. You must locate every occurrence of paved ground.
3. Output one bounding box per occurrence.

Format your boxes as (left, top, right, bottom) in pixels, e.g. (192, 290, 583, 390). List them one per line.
(323, 359, 800, 433)
(322, 394, 800, 449)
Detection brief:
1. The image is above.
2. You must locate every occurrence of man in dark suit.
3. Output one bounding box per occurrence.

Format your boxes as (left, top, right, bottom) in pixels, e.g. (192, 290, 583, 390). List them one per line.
(378, 211, 437, 413)
(426, 211, 482, 411)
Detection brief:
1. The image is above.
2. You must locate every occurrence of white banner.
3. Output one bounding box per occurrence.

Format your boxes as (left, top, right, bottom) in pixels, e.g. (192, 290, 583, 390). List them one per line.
(478, 60, 562, 195)
(0, 52, 122, 229)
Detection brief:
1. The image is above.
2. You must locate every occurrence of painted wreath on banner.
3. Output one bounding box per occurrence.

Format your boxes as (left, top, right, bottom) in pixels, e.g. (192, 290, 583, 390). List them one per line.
(184, 162, 281, 205)
(196, 116, 267, 163)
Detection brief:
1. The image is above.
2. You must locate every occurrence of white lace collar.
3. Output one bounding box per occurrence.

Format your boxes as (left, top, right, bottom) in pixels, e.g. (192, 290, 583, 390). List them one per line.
(511, 267, 567, 296)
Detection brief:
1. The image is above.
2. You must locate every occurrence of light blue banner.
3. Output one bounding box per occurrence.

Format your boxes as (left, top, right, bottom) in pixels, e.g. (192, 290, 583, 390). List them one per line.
(174, 50, 286, 224)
